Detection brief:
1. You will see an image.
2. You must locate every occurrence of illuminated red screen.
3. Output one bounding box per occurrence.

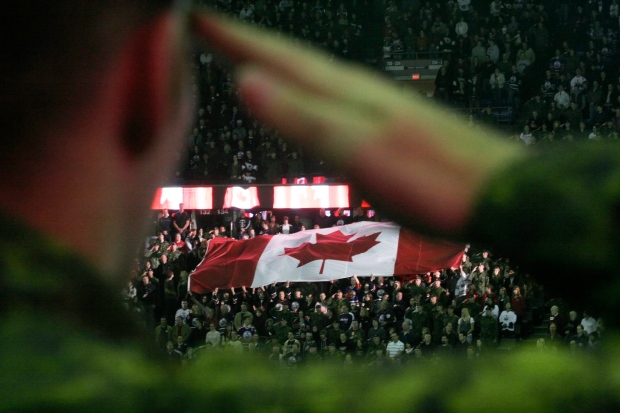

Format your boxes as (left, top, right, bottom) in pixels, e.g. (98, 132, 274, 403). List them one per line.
(152, 185, 349, 210)
(273, 185, 349, 208)
(223, 187, 260, 209)
(151, 187, 213, 210)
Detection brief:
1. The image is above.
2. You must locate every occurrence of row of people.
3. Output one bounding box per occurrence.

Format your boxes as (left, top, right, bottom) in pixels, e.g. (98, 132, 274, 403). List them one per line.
(157, 300, 604, 366)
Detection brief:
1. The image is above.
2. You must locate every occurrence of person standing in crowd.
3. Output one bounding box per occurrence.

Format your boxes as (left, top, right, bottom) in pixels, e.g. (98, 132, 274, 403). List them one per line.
(172, 203, 191, 239)
(385, 331, 404, 360)
(235, 209, 252, 236)
(158, 209, 173, 242)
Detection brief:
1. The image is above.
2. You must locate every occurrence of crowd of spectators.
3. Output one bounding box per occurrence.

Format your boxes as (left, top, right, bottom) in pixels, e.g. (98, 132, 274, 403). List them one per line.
(151, 0, 615, 366)
(122, 208, 605, 368)
(387, 0, 620, 143)
(181, 0, 620, 183)
(182, 0, 383, 183)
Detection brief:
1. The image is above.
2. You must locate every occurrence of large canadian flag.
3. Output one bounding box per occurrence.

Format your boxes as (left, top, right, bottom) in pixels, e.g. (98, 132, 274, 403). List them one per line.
(189, 222, 464, 292)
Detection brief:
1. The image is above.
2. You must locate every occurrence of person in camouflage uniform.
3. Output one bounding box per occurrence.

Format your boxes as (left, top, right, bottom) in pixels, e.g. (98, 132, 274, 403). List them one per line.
(407, 276, 427, 301)
(431, 305, 446, 343)
(6, 2, 620, 412)
(410, 304, 430, 344)
(272, 319, 293, 345)
(479, 308, 499, 348)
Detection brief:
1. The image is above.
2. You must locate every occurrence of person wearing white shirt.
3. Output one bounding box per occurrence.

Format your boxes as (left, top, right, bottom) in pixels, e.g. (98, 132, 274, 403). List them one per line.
(281, 216, 292, 234)
(554, 85, 571, 109)
(175, 300, 192, 323)
(519, 125, 534, 145)
(205, 323, 222, 347)
(499, 302, 517, 332)
(581, 311, 597, 335)
(570, 69, 586, 93)
(588, 126, 601, 141)
(455, 17, 468, 37)
(386, 332, 405, 359)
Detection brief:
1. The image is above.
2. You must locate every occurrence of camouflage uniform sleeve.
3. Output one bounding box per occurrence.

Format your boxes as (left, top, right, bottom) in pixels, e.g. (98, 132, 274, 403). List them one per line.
(466, 143, 620, 321)
(0, 311, 170, 412)
(176, 349, 620, 412)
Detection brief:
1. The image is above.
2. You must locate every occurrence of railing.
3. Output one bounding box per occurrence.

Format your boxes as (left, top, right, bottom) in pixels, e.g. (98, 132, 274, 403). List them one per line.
(382, 51, 452, 62)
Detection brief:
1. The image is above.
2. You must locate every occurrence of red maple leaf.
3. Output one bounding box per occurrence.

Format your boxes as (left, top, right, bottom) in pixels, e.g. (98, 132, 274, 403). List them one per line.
(280, 230, 381, 274)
